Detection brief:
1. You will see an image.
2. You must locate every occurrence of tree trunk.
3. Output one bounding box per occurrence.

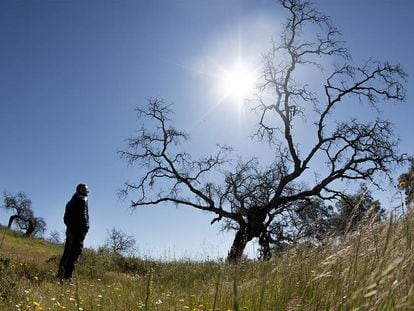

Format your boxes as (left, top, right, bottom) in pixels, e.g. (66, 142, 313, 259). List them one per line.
(24, 219, 35, 237)
(7, 215, 18, 228)
(227, 226, 250, 263)
(258, 232, 272, 260)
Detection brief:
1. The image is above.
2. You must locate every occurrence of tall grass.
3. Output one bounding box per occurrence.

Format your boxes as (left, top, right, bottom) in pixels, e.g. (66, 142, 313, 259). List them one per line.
(1, 210, 414, 310)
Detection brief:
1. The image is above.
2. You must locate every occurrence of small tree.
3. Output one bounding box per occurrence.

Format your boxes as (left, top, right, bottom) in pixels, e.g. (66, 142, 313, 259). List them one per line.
(104, 227, 136, 256)
(1, 192, 46, 237)
(330, 185, 384, 236)
(398, 159, 414, 209)
(258, 198, 334, 257)
(2, 192, 31, 229)
(287, 199, 334, 243)
(48, 230, 62, 244)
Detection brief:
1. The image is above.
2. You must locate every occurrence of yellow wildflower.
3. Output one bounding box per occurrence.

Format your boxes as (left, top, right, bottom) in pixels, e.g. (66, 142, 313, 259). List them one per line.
(399, 181, 407, 189)
(33, 301, 43, 310)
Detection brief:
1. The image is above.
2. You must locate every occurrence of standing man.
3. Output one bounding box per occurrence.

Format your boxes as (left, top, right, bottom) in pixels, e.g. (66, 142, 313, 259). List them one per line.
(57, 183, 90, 279)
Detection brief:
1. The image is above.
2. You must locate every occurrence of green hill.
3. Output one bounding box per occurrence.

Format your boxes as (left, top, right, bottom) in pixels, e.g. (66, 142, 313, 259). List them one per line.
(1, 212, 414, 310)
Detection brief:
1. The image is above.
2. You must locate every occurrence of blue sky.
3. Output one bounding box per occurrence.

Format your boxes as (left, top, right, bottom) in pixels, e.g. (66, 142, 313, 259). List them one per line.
(0, 0, 413, 260)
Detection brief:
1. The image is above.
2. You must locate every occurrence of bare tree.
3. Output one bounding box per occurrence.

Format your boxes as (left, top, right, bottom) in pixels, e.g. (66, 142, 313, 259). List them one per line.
(48, 230, 62, 244)
(20, 216, 46, 238)
(2, 192, 31, 229)
(1, 192, 46, 237)
(120, 0, 407, 262)
(104, 227, 136, 256)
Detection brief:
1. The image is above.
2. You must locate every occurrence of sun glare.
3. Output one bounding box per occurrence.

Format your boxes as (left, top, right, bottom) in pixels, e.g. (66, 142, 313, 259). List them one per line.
(220, 63, 257, 102)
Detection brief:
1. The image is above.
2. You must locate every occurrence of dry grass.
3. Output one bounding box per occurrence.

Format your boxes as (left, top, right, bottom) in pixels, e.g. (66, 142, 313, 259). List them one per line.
(1, 212, 414, 310)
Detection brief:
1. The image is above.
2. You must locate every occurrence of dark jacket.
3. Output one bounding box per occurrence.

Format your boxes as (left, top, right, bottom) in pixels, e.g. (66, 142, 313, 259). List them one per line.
(64, 193, 89, 234)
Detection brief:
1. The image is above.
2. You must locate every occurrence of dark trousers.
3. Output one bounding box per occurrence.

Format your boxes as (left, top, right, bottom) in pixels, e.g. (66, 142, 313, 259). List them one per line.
(57, 229, 86, 279)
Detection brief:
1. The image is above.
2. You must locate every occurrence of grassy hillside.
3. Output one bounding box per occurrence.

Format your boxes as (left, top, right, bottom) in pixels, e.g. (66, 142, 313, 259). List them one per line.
(1, 211, 414, 311)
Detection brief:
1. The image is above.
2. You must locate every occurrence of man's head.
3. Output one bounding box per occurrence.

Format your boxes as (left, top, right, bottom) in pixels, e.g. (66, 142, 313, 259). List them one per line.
(76, 183, 89, 196)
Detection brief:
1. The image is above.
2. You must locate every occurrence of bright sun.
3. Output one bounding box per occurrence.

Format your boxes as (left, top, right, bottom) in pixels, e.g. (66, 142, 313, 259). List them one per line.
(220, 63, 257, 102)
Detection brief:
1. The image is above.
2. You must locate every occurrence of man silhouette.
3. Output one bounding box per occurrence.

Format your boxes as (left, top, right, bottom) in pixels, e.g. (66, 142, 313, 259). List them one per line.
(57, 183, 89, 279)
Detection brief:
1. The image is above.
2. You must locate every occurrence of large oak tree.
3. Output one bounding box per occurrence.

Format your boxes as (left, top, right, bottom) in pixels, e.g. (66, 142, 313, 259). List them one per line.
(120, 0, 407, 262)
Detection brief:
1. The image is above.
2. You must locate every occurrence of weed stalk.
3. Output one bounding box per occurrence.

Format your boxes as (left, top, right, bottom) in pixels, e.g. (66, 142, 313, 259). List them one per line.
(212, 268, 221, 311)
(233, 274, 240, 311)
(74, 272, 81, 311)
(144, 266, 153, 311)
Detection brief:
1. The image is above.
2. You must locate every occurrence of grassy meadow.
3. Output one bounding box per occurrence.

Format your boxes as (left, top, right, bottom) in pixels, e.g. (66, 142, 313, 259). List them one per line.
(1, 211, 414, 311)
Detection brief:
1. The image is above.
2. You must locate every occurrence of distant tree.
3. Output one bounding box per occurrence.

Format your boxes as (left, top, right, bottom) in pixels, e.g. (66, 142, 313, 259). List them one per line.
(19, 215, 46, 237)
(288, 199, 335, 243)
(120, 0, 407, 262)
(330, 185, 385, 236)
(104, 227, 136, 256)
(48, 230, 62, 244)
(398, 159, 414, 208)
(1, 192, 46, 237)
(258, 199, 334, 257)
(2, 192, 31, 229)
